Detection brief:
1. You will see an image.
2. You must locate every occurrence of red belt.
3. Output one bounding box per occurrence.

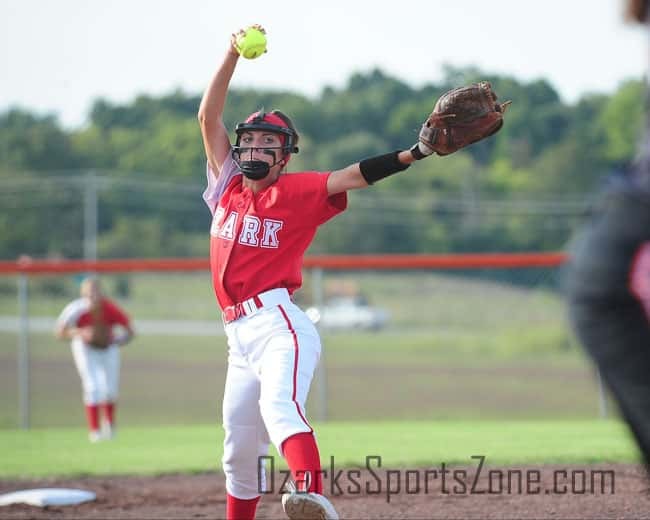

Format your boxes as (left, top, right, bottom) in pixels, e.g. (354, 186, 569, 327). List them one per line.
(222, 295, 265, 324)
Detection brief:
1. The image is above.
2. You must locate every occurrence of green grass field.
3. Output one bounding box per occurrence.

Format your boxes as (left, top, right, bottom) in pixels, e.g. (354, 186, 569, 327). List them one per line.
(0, 420, 640, 479)
(0, 329, 608, 429)
(2, 270, 634, 482)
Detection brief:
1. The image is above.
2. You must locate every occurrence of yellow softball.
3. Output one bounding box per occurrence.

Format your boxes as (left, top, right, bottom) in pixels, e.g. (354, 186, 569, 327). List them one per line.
(235, 27, 267, 60)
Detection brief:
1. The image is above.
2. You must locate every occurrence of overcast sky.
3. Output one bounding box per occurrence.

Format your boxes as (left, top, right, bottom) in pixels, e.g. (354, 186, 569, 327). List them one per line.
(1, 0, 647, 129)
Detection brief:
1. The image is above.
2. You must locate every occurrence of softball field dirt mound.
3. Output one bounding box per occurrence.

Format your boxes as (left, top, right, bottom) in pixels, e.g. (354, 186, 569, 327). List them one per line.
(1, 464, 649, 519)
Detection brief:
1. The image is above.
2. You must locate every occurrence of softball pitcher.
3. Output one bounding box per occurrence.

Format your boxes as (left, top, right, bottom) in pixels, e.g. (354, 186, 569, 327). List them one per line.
(198, 24, 507, 520)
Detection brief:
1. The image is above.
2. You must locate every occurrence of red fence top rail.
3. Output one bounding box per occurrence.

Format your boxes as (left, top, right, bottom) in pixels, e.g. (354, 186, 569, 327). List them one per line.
(0, 253, 568, 275)
(302, 253, 568, 269)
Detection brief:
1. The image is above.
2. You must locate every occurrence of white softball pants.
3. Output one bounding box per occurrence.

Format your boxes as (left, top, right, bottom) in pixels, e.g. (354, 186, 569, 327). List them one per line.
(71, 339, 120, 405)
(221, 289, 321, 499)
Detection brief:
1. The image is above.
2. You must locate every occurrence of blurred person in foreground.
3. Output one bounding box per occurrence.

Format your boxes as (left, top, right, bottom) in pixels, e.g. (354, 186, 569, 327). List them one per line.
(55, 277, 134, 442)
(567, 0, 650, 466)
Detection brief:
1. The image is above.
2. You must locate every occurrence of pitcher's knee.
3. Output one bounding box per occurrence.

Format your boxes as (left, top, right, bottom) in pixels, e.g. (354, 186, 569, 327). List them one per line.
(222, 425, 270, 498)
(259, 398, 312, 452)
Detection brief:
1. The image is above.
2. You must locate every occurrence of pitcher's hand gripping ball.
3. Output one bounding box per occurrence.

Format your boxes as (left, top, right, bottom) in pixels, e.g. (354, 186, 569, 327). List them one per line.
(235, 26, 267, 59)
(419, 81, 511, 156)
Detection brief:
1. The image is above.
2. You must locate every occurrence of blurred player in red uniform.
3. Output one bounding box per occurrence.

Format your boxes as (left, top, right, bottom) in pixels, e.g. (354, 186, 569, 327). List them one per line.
(198, 25, 435, 520)
(55, 277, 134, 442)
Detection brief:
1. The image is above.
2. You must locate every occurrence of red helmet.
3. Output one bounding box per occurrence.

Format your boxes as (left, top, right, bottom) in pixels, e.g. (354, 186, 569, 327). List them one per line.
(235, 111, 299, 155)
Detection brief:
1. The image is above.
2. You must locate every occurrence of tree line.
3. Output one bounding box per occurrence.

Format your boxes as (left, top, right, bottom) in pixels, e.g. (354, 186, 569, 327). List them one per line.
(0, 65, 645, 261)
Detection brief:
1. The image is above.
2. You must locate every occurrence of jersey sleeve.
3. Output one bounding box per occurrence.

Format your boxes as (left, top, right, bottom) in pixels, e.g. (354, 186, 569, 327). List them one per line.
(290, 172, 348, 226)
(56, 299, 85, 329)
(103, 299, 131, 327)
(202, 151, 242, 216)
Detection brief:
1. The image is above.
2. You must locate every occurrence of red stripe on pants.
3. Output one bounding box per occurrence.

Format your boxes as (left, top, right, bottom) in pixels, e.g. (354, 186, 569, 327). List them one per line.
(277, 305, 313, 432)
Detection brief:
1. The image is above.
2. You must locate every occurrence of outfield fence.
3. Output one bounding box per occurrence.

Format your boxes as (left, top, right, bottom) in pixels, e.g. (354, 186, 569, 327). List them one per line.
(0, 253, 612, 430)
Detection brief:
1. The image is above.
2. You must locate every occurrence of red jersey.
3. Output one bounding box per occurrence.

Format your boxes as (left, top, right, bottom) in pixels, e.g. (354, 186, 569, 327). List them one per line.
(203, 158, 347, 309)
(56, 297, 131, 342)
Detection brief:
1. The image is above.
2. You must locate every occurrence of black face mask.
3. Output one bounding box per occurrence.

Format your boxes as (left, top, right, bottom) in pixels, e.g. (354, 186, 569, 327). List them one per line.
(233, 117, 299, 179)
(238, 149, 282, 180)
(240, 160, 271, 180)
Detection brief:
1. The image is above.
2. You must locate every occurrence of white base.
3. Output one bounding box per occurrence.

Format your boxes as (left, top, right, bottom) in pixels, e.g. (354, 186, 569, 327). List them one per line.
(0, 488, 96, 507)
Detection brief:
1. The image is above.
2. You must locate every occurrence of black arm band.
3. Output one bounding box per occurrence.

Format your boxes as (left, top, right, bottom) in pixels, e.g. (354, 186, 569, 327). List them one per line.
(409, 143, 427, 160)
(359, 151, 410, 185)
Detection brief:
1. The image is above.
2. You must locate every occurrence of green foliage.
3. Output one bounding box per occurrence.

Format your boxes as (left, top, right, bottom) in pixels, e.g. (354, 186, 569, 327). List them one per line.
(596, 79, 645, 164)
(98, 217, 207, 258)
(0, 68, 645, 259)
(0, 109, 77, 171)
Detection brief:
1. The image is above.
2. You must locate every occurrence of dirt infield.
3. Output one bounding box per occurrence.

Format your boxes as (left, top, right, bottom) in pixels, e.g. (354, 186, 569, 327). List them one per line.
(1, 464, 649, 519)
